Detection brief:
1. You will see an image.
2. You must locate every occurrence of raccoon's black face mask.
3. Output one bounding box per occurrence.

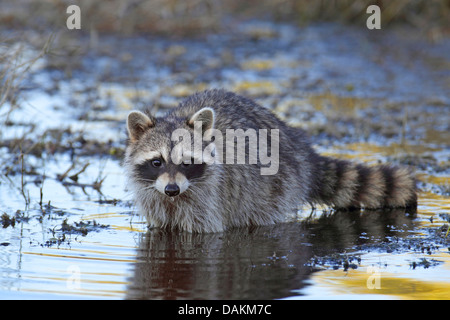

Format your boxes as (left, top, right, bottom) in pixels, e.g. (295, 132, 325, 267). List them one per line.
(127, 107, 215, 197)
(137, 157, 207, 182)
(136, 156, 207, 197)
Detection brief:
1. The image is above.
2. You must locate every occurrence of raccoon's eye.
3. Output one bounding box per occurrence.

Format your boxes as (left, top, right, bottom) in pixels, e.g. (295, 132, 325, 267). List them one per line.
(151, 159, 162, 168)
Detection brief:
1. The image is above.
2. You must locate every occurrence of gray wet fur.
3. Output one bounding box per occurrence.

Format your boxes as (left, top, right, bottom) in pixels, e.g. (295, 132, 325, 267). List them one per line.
(124, 89, 417, 233)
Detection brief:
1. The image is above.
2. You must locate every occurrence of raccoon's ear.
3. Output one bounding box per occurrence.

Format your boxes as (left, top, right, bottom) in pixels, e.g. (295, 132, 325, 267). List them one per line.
(127, 111, 155, 142)
(187, 107, 215, 136)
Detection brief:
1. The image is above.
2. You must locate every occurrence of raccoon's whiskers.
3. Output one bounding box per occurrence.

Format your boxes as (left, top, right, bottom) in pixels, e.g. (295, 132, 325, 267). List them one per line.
(138, 183, 156, 193)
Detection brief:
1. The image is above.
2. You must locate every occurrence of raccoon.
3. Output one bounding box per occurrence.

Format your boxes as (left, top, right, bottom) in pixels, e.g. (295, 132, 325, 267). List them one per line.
(124, 89, 417, 233)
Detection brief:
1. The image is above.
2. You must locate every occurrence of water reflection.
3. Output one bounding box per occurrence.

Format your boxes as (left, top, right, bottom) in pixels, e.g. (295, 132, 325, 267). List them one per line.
(126, 208, 416, 299)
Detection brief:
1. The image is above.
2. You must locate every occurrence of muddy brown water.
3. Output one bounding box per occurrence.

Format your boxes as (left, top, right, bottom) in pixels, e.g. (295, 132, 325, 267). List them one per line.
(0, 22, 449, 299)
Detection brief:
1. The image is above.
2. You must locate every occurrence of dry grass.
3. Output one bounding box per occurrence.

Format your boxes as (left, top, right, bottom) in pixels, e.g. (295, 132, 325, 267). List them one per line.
(0, 0, 448, 36)
(0, 34, 54, 122)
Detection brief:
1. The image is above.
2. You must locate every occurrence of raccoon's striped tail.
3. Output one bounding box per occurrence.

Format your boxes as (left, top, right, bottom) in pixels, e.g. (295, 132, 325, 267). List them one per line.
(309, 156, 417, 210)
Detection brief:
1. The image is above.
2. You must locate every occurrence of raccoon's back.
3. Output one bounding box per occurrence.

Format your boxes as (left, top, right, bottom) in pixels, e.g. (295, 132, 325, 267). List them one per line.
(173, 89, 315, 168)
(171, 89, 287, 132)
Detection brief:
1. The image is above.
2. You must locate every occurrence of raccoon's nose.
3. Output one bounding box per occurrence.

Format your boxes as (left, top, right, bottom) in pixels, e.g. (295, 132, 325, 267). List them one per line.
(164, 183, 180, 197)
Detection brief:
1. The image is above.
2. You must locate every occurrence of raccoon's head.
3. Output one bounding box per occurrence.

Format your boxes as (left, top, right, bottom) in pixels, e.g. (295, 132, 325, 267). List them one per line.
(125, 107, 215, 197)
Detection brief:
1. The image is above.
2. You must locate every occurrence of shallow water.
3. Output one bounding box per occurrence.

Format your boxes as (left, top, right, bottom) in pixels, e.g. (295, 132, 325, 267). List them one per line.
(0, 22, 449, 299)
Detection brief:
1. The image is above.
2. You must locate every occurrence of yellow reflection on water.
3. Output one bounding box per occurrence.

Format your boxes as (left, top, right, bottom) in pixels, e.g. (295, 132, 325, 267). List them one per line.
(308, 92, 369, 117)
(321, 142, 444, 163)
(419, 191, 450, 213)
(309, 140, 450, 300)
(311, 266, 450, 300)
